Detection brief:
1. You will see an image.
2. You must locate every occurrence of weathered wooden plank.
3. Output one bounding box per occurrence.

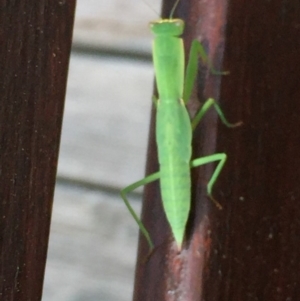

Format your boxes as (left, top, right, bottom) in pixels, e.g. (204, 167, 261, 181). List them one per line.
(57, 54, 153, 190)
(73, 0, 161, 57)
(44, 184, 140, 301)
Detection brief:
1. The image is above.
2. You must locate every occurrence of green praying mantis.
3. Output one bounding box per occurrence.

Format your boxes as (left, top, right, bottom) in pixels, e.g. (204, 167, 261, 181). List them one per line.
(121, 0, 241, 251)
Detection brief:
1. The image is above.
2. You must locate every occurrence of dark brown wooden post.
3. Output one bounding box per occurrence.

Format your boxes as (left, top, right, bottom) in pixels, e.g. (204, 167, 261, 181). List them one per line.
(133, 0, 300, 300)
(0, 1, 76, 300)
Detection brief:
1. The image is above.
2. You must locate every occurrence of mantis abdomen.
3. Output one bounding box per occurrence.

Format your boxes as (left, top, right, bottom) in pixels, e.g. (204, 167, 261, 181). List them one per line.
(156, 100, 192, 245)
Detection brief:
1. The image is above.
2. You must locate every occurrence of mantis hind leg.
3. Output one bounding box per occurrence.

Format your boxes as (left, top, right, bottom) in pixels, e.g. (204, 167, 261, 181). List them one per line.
(190, 99, 241, 207)
(190, 153, 227, 209)
(120, 171, 160, 249)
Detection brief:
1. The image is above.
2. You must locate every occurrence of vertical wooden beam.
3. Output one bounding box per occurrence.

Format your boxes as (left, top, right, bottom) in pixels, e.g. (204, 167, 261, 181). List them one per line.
(133, 0, 300, 300)
(0, 1, 76, 300)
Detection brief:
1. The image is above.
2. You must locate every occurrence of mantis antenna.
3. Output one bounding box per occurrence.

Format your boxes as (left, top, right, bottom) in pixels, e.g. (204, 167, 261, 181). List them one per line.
(169, 0, 181, 19)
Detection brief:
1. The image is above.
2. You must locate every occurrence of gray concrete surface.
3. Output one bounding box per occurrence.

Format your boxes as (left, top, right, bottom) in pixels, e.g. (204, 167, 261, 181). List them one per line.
(43, 0, 162, 300)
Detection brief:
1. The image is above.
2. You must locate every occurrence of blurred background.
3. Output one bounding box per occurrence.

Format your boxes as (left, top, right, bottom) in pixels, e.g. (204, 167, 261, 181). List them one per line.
(43, 1, 161, 300)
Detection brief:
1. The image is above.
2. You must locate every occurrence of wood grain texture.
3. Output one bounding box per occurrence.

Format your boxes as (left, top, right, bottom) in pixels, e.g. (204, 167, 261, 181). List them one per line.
(133, 0, 300, 300)
(0, 1, 76, 300)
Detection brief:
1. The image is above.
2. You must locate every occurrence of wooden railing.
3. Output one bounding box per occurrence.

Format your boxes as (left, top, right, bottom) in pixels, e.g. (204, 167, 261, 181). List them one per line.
(0, 2, 76, 300)
(133, 0, 300, 300)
